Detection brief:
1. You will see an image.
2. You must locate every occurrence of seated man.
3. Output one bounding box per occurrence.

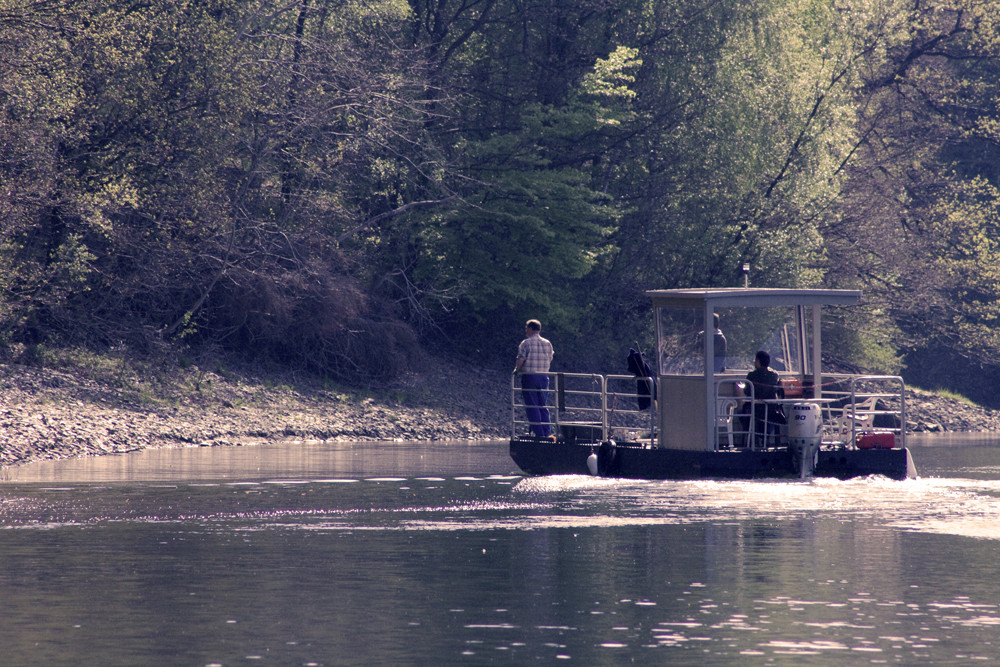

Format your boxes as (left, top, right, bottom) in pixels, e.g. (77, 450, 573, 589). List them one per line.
(739, 350, 786, 447)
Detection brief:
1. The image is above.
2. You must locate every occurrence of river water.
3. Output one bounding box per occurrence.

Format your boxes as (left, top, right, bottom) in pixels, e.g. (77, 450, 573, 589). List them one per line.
(1, 435, 1000, 665)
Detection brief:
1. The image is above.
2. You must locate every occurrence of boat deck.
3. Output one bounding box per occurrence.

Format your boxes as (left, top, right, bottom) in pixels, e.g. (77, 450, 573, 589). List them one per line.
(511, 371, 907, 453)
(509, 287, 916, 480)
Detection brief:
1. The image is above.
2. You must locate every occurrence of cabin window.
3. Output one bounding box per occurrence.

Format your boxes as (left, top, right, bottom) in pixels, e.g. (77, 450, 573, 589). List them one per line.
(656, 305, 812, 376)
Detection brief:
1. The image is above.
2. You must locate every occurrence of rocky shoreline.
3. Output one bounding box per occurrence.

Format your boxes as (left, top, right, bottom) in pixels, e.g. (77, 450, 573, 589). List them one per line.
(0, 359, 513, 468)
(0, 359, 996, 469)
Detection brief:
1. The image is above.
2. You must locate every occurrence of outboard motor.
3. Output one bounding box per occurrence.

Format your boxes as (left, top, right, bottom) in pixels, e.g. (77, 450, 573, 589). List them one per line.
(787, 403, 822, 478)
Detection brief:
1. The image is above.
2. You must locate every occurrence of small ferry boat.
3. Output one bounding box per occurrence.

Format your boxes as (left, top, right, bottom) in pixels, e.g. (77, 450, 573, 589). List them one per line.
(509, 288, 917, 480)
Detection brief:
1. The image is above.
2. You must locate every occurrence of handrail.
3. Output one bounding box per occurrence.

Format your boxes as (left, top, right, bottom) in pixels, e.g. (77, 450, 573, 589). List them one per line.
(711, 373, 907, 451)
(511, 372, 655, 443)
(605, 374, 658, 442)
(819, 374, 906, 449)
(512, 371, 906, 451)
(511, 372, 604, 439)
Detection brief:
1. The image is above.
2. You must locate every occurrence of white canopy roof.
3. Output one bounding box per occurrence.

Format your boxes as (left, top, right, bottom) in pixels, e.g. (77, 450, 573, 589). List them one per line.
(646, 288, 862, 309)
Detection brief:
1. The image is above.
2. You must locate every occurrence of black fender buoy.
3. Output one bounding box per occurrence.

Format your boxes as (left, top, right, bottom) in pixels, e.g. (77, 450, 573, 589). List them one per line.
(597, 439, 618, 477)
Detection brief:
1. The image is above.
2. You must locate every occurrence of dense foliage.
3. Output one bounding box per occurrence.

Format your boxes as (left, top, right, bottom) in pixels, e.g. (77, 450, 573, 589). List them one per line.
(1, 0, 999, 401)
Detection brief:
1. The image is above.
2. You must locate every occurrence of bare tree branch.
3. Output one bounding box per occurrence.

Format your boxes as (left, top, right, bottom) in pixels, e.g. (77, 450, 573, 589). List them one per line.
(336, 195, 457, 245)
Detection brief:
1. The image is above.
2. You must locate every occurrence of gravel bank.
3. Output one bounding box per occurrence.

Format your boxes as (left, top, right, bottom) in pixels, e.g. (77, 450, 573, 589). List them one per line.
(0, 360, 996, 468)
(0, 360, 511, 468)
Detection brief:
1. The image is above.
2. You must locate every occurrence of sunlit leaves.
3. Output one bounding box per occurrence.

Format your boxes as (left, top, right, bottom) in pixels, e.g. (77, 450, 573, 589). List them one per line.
(2, 0, 1000, 384)
(581, 46, 641, 100)
(927, 177, 1000, 354)
(421, 98, 617, 321)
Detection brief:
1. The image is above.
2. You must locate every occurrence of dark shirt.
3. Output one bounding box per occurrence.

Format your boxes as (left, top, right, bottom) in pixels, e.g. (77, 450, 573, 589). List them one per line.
(745, 367, 781, 400)
(713, 330, 727, 372)
(697, 328, 728, 372)
(744, 366, 785, 427)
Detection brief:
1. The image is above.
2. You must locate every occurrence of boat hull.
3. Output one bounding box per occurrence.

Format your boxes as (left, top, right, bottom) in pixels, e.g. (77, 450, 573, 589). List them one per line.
(509, 438, 917, 481)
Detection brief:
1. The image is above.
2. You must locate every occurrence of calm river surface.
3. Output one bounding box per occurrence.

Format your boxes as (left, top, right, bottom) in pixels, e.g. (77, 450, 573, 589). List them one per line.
(2, 435, 1000, 665)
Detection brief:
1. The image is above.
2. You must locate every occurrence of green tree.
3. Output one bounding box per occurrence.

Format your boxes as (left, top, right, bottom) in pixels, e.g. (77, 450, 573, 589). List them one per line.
(818, 0, 1000, 391)
(0, 1, 445, 379)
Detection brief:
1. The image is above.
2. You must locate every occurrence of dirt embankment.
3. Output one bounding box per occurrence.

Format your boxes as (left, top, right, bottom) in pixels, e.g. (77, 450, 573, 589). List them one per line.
(0, 359, 995, 468)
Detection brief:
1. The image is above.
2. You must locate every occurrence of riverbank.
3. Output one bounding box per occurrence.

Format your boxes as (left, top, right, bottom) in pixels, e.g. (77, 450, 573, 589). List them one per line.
(0, 356, 511, 467)
(0, 356, 996, 468)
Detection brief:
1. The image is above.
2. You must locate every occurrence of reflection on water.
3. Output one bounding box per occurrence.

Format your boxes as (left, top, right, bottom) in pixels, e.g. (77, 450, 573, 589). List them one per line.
(0, 435, 998, 664)
(0, 439, 516, 483)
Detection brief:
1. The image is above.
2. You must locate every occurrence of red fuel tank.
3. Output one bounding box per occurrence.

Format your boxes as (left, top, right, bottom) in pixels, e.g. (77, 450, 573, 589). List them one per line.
(857, 432, 895, 449)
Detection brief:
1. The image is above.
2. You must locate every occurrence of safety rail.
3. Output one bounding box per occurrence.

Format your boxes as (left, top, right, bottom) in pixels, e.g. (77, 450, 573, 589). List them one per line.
(513, 371, 905, 451)
(605, 374, 658, 443)
(511, 372, 656, 444)
(710, 373, 906, 451)
(819, 374, 906, 449)
(713, 377, 788, 451)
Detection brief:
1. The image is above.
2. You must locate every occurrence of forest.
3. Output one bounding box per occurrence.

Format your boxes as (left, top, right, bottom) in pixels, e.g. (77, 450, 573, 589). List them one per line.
(2, 0, 1000, 404)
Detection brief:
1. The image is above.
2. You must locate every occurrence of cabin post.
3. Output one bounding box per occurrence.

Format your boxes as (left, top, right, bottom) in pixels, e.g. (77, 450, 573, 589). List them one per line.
(654, 305, 664, 449)
(704, 307, 716, 451)
(795, 306, 807, 372)
(811, 305, 822, 398)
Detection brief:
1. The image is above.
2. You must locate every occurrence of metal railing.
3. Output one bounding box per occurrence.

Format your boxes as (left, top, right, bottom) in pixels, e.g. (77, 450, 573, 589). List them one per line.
(605, 374, 658, 442)
(711, 373, 907, 451)
(513, 371, 906, 451)
(819, 374, 906, 449)
(511, 372, 656, 444)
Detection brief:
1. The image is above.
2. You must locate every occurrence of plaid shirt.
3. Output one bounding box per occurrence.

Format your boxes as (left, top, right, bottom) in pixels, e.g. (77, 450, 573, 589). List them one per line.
(517, 333, 554, 374)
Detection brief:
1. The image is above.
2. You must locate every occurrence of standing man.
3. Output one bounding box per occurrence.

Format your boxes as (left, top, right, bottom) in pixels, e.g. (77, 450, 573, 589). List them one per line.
(514, 319, 555, 439)
(712, 313, 728, 373)
(698, 313, 727, 372)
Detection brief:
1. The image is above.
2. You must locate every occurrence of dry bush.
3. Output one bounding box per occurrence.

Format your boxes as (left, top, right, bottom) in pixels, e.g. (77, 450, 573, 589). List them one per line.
(207, 266, 422, 383)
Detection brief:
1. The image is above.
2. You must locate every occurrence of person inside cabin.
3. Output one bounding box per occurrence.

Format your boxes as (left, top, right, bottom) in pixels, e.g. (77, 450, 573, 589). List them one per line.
(514, 319, 555, 439)
(739, 349, 786, 447)
(697, 313, 728, 372)
(712, 314, 727, 372)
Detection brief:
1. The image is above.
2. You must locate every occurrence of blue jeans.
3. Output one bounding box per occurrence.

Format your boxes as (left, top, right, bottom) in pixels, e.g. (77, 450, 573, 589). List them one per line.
(521, 374, 551, 437)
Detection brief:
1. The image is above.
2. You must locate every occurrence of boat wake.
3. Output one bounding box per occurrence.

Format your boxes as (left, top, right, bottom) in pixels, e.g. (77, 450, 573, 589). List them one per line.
(509, 473, 1000, 540)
